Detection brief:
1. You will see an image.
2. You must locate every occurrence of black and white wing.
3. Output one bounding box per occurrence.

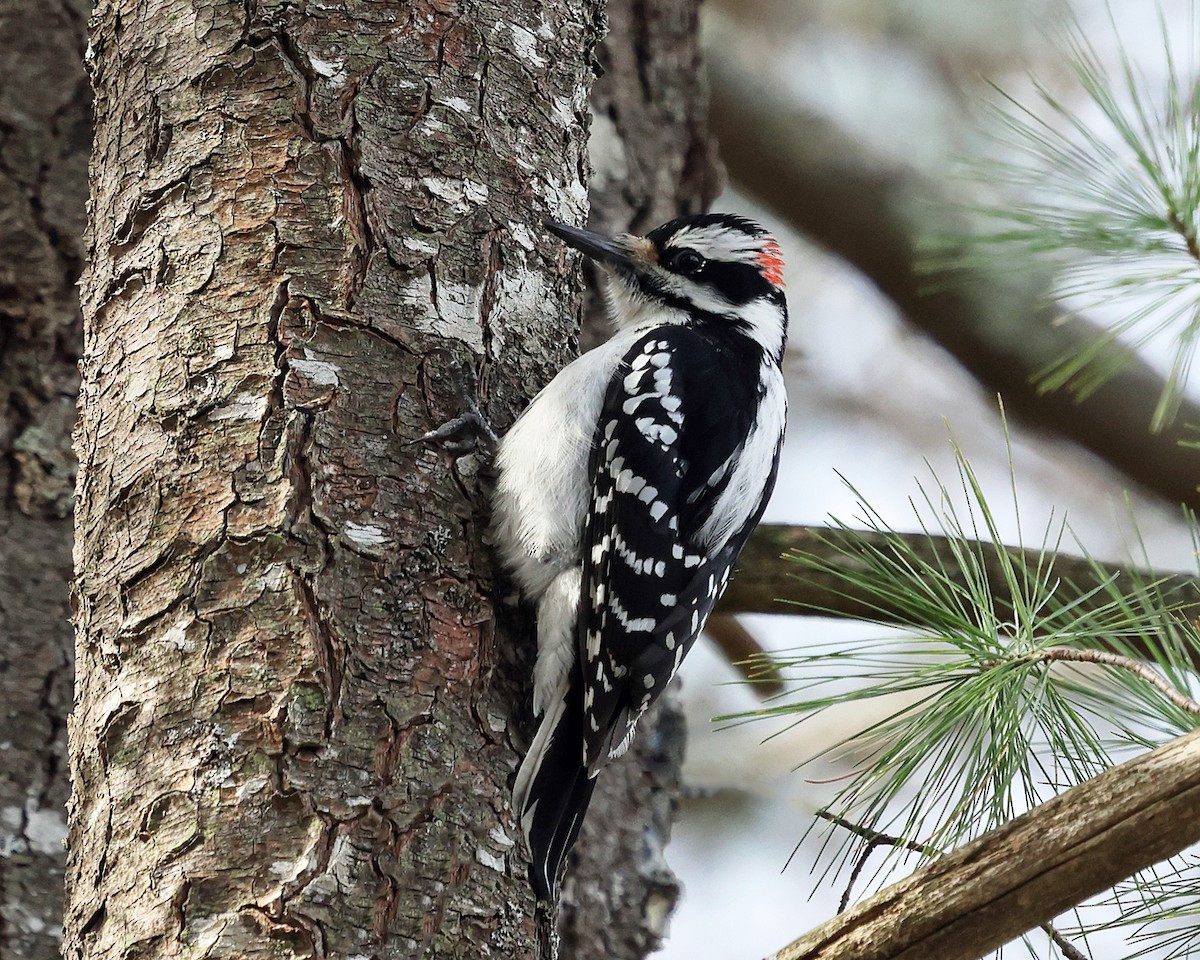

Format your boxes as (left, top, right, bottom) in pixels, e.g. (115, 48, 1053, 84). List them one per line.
(513, 325, 783, 899)
(578, 326, 780, 772)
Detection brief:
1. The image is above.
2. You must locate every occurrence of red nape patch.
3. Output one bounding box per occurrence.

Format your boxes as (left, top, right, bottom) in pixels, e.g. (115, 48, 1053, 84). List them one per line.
(756, 239, 786, 288)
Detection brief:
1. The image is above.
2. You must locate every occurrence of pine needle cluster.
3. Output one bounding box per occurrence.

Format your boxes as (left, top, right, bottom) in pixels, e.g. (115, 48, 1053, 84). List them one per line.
(734, 432, 1200, 956)
(960, 6, 1200, 429)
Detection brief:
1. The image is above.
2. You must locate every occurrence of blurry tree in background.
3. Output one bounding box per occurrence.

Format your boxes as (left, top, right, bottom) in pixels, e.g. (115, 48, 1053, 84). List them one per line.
(0, 1, 88, 956)
(3, 1, 1200, 959)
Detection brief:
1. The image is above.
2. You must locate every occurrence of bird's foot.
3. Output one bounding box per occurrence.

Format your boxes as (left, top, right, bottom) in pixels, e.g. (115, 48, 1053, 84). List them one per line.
(409, 358, 499, 457)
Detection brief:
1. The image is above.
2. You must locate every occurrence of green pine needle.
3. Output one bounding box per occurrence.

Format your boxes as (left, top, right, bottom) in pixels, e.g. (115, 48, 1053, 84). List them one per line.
(727, 425, 1200, 895)
(955, 3, 1200, 430)
(1068, 856, 1200, 959)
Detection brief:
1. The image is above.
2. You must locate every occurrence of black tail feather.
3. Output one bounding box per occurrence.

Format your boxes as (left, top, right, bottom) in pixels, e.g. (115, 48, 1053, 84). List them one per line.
(515, 674, 599, 901)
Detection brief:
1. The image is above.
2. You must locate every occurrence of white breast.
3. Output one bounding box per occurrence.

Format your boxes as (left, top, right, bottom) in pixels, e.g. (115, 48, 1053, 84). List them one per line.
(492, 326, 654, 601)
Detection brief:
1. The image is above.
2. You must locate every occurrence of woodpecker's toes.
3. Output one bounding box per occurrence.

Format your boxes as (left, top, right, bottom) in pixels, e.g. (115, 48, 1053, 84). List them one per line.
(410, 359, 499, 456)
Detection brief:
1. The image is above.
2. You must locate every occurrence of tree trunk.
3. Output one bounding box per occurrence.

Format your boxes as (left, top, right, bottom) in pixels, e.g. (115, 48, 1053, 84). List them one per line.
(0, 0, 721, 956)
(68, 2, 603, 957)
(0, 1, 89, 956)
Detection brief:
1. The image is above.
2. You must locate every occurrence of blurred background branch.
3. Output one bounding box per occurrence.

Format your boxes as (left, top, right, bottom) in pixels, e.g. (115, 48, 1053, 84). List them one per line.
(724, 522, 1200, 622)
(704, 16, 1200, 510)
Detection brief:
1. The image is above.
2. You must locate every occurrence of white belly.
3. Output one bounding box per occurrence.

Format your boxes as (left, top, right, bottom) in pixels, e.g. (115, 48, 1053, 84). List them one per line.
(491, 327, 650, 601)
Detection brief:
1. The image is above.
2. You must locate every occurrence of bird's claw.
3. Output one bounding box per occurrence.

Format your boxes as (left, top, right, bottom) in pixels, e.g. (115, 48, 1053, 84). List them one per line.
(409, 359, 499, 457)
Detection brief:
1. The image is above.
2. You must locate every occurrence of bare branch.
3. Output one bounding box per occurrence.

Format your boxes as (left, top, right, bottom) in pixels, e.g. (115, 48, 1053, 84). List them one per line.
(704, 32, 1200, 510)
(1016, 647, 1200, 716)
(766, 725, 1200, 960)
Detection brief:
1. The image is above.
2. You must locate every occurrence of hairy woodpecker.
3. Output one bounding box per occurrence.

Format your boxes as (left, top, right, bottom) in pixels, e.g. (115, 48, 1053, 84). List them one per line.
(492, 213, 789, 900)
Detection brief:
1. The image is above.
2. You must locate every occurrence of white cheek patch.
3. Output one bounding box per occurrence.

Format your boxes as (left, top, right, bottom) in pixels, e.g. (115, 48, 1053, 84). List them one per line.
(603, 273, 690, 331)
(655, 272, 737, 315)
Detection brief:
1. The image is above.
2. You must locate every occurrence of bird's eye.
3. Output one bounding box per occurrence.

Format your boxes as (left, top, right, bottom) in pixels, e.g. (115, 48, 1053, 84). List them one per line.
(669, 249, 705, 275)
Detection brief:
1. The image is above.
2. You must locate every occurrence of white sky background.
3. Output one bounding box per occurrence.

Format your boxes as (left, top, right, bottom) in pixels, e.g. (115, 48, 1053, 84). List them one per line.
(653, 1, 1200, 958)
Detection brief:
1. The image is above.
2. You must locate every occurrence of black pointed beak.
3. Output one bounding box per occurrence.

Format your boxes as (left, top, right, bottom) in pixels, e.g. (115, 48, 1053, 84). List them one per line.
(545, 221, 644, 273)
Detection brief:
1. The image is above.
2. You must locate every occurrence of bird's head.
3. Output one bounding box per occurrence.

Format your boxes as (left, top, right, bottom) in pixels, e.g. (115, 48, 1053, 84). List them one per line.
(546, 213, 788, 361)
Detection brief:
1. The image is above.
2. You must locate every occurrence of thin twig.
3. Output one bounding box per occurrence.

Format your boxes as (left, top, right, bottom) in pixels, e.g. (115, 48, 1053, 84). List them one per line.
(1041, 923, 1090, 960)
(816, 811, 1092, 960)
(815, 811, 929, 855)
(1017, 647, 1200, 716)
(814, 811, 930, 913)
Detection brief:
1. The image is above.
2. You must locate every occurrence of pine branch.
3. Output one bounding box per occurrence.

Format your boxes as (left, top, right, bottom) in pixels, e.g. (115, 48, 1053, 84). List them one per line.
(765, 725, 1200, 960)
(998, 647, 1200, 716)
(722, 524, 1200, 660)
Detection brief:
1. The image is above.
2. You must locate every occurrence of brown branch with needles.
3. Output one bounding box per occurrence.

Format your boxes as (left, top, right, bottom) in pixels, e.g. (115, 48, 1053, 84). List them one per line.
(988, 647, 1200, 717)
(766, 727, 1200, 960)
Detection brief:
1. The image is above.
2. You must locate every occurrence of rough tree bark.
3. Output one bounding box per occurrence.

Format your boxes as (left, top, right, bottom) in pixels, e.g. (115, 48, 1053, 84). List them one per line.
(68, 1, 607, 957)
(0, 1, 90, 956)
